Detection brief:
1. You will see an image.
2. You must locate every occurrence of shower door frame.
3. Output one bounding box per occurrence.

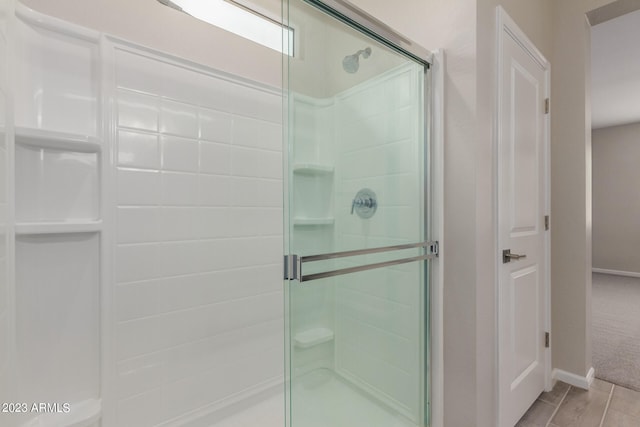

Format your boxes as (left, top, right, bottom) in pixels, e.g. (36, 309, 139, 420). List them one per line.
(283, 1, 444, 426)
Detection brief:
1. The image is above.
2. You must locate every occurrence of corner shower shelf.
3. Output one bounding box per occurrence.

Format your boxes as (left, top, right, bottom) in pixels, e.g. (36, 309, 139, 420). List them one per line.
(15, 220, 102, 235)
(292, 163, 334, 175)
(15, 126, 102, 153)
(293, 217, 335, 226)
(294, 328, 334, 349)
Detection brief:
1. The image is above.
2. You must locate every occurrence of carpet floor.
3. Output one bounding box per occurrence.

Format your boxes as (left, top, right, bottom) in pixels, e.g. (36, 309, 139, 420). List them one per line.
(592, 272, 640, 391)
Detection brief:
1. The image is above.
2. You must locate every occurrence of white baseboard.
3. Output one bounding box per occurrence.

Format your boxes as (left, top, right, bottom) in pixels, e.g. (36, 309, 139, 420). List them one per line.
(592, 268, 640, 278)
(552, 367, 594, 390)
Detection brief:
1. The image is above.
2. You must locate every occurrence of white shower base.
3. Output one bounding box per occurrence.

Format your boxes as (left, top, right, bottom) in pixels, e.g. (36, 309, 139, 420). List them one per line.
(212, 391, 283, 427)
(213, 369, 416, 427)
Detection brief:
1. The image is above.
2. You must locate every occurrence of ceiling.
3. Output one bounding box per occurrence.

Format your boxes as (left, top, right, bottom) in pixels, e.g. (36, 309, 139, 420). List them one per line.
(591, 8, 640, 129)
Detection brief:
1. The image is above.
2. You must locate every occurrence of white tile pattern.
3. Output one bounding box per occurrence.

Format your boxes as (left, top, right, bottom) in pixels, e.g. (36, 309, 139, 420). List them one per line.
(333, 65, 424, 420)
(113, 47, 283, 425)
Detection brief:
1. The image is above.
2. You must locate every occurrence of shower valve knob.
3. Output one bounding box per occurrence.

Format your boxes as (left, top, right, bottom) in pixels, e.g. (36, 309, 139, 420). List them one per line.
(350, 189, 377, 219)
(351, 197, 374, 213)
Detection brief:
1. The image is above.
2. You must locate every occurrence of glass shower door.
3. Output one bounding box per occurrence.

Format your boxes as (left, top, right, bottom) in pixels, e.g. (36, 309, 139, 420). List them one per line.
(284, 1, 433, 426)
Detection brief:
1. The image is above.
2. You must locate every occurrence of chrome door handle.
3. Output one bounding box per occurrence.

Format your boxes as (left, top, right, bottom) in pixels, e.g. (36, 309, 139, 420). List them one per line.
(503, 249, 526, 263)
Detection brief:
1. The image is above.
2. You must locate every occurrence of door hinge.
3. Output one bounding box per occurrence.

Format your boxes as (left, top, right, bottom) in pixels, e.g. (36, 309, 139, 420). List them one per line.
(544, 98, 550, 114)
(283, 254, 300, 281)
(545, 332, 550, 348)
(544, 215, 550, 231)
(428, 241, 439, 257)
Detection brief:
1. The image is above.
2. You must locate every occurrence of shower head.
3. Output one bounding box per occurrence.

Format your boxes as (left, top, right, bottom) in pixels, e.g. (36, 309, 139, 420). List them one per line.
(342, 47, 372, 73)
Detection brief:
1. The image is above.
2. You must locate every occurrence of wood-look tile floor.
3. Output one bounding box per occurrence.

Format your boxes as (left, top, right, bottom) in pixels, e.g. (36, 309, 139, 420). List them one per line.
(516, 379, 640, 427)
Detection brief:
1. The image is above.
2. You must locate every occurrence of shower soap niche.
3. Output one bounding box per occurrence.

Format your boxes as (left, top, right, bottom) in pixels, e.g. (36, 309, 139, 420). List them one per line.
(16, 234, 99, 427)
(16, 126, 101, 153)
(293, 163, 334, 175)
(294, 328, 334, 349)
(14, 6, 99, 137)
(293, 217, 335, 226)
(15, 137, 99, 223)
(292, 164, 334, 225)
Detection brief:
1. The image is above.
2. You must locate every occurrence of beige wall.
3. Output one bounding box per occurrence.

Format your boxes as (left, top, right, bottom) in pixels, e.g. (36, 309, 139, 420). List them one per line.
(549, 0, 634, 378)
(19, 0, 282, 87)
(287, 1, 406, 98)
(592, 122, 640, 273)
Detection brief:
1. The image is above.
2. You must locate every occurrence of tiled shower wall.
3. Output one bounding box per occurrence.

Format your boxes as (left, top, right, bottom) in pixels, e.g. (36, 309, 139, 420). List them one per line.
(112, 46, 284, 425)
(333, 64, 423, 420)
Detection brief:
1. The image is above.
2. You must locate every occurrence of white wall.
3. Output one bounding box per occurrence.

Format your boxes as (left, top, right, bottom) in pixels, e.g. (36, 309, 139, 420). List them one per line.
(111, 44, 283, 425)
(592, 122, 640, 274)
(3, 2, 286, 425)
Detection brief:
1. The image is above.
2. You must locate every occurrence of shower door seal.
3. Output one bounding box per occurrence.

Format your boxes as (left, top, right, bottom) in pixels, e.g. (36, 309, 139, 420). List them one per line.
(284, 241, 439, 283)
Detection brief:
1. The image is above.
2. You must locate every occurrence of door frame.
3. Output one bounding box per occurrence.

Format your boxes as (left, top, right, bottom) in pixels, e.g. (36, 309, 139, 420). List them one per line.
(495, 5, 552, 423)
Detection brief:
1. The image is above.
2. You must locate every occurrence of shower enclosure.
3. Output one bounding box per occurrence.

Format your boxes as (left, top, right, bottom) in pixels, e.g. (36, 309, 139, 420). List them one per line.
(0, 0, 436, 426)
(283, 1, 434, 426)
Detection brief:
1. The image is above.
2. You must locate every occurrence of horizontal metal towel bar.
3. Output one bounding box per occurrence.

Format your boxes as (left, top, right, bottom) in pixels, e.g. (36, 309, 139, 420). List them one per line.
(284, 240, 438, 282)
(301, 241, 434, 262)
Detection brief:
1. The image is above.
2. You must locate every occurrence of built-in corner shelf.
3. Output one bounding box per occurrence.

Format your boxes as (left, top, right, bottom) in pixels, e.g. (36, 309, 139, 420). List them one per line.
(292, 163, 334, 223)
(293, 217, 335, 226)
(292, 163, 334, 176)
(15, 221, 102, 235)
(15, 126, 101, 153)
(294, 328, 334, 349)
(15, 127, 100, 223)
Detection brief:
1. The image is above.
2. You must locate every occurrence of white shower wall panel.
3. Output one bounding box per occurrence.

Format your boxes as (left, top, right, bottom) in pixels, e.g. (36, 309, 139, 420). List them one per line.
(15, 145, 99, 222)
(14, 15, 98, 136)
(111, 44, 284, 426)
(15, 233, 100, 405)
(333, 64, 423, 420)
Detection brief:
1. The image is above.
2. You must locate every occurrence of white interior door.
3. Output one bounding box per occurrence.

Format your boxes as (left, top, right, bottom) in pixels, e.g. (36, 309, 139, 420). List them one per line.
(497, 7, 550, 427)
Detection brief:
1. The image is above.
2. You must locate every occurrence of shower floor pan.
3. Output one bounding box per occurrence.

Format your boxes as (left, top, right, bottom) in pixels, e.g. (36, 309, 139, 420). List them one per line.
(214, 369, 416, 427)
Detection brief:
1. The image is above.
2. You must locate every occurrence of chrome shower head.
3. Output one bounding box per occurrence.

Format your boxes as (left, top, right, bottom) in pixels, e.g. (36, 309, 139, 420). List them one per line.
(342, 47, 371, 73)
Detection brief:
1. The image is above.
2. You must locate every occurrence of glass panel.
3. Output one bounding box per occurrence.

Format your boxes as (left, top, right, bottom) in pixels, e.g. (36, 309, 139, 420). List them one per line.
(284, 1, 429, 426)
